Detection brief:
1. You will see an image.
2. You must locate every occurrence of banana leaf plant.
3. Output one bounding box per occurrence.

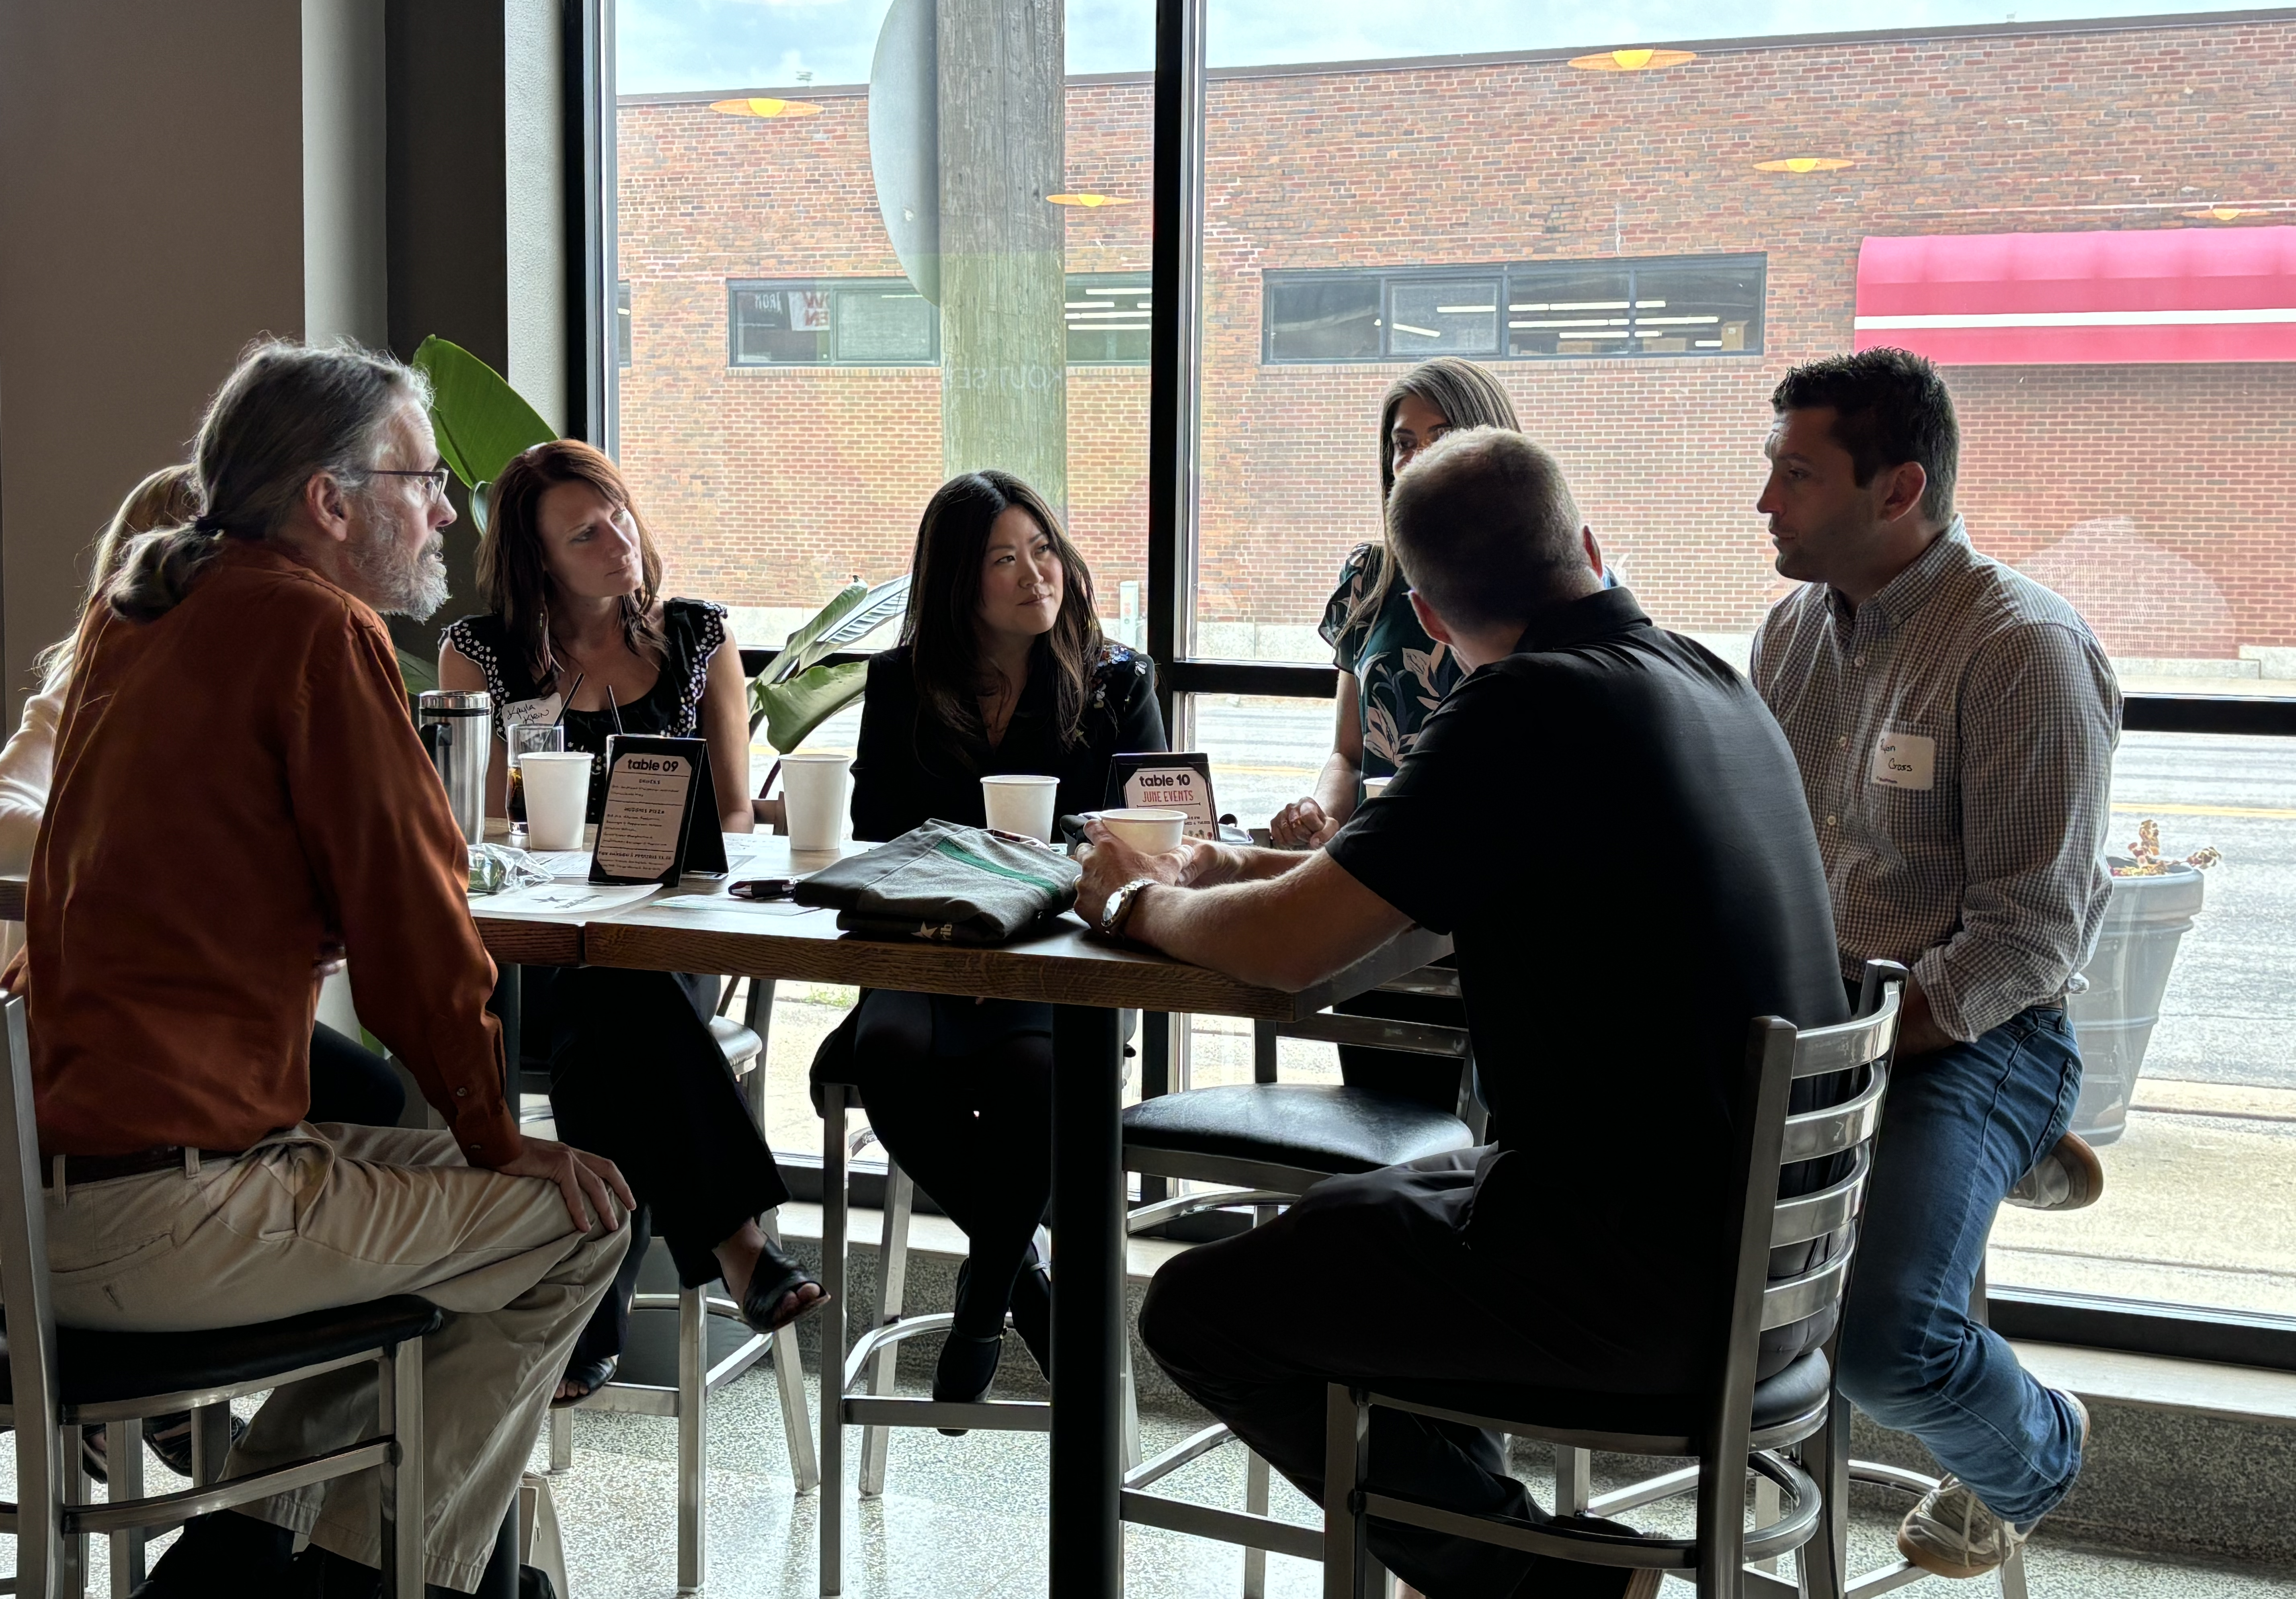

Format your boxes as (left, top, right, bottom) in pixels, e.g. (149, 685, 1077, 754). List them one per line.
(750, 575, 911, 753)
(410, 336, 557, 533)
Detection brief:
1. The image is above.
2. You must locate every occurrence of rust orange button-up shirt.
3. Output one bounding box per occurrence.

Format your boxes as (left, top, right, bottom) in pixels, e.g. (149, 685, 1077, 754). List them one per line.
(20, 539, 522, 1165)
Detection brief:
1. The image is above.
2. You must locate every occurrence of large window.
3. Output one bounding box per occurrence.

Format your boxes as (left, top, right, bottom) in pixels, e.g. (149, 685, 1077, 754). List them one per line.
(1264, 255, 1765, 364)
(609, 2, 2296, 1349)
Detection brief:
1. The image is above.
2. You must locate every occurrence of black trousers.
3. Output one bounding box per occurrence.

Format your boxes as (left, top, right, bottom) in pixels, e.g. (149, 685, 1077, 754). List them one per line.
(847, 989, 1052, 1339)
(308, 1022, 407, 1128)
(1139, 1149, 1699, 1599)
(542, 966, 792, 1367)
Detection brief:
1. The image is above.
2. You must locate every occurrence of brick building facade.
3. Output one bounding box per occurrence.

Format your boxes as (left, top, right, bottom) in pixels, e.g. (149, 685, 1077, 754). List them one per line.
(615, 14, 2296, 666)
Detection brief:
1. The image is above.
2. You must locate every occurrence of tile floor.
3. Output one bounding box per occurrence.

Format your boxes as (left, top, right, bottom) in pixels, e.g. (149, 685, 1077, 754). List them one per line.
(18, 1349, 2294, 1596)
(532, 1354, 2296, 1599)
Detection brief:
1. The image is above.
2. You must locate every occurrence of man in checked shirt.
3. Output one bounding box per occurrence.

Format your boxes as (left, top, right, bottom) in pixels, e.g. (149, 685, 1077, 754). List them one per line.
(1751, 348, 2119, 1580)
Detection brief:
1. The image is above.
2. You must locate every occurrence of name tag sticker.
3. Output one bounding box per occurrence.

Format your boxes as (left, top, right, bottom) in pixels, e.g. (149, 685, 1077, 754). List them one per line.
(1870, 731, 1937, 791)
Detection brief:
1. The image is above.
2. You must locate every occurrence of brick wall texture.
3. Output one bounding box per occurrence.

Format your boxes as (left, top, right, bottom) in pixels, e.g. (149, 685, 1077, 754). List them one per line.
(615, 16, 2296, 658)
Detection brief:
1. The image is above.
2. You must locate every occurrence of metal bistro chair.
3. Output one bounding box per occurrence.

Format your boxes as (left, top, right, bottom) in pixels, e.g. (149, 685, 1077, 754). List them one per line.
(544, 976, 818, 1597)
(1121, 968, 1484, 1598)
(0, 994, 437, 1599)
(814, 1009, 1157, 1595)
(1323, 961, 1906, 1599)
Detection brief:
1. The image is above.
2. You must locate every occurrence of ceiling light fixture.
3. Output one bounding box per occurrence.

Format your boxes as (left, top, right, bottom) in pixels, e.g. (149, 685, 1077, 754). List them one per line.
(1755, 157, 1855, 174)
(709, 97, 822, 119)
(1569, 47, 1697, 71)
(1048, 193, 1134, 208)
(2184, 205, 2267, 221)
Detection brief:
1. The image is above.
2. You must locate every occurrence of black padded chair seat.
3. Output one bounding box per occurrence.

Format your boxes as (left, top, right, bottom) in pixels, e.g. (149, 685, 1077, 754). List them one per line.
(1122, 1083, 1473, 1176)
(709, 1015, 763, 1067)
(1369, 1347, 1831, 1444)
(1, 1296, 443, 1408)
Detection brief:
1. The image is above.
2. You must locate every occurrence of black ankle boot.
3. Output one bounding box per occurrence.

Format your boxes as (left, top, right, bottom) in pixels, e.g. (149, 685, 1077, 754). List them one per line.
(1008, 1246, 1052, 1380)
(139, 1511, 295, 1597)
(931, 1328, 1004, 1435)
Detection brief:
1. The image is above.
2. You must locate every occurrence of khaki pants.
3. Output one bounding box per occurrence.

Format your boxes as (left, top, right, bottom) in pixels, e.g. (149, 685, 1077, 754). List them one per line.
(44, 1123, 627, 1593)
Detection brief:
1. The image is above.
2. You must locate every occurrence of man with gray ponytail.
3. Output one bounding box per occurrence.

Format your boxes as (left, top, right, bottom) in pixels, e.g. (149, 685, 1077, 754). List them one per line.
(14, 340, 631, 1598)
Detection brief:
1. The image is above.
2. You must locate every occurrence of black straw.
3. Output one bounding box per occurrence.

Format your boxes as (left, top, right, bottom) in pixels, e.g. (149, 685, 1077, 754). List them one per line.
(606, 684, 626, 736)
(550, 672, 584, 733)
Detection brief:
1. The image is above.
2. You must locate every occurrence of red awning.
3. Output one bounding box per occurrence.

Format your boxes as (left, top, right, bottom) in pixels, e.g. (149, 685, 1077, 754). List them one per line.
(1854, 226, 2296, 365)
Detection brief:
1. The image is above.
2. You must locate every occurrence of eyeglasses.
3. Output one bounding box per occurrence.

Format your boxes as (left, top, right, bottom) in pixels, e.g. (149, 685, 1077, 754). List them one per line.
(369, 465, 453, 499)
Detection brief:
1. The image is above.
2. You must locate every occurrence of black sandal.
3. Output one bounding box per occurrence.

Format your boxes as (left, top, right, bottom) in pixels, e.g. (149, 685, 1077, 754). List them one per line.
(739, 1239, 828, 1335)
(551, 1353, 618, 1408)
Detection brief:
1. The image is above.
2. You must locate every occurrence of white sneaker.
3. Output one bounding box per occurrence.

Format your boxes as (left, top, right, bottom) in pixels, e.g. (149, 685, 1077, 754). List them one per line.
(2006, 1131, 2103, 1210)
(1896, 1390, 2089, 1577)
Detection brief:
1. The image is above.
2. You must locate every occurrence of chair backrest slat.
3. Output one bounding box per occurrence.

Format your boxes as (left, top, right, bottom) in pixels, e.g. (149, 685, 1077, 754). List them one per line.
(1708, 961, 1904, 1456)
(0, 992, 66, 1595)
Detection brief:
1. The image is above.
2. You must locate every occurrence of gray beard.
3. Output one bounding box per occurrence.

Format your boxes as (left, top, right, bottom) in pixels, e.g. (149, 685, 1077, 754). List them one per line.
(350, 506, 451, 619)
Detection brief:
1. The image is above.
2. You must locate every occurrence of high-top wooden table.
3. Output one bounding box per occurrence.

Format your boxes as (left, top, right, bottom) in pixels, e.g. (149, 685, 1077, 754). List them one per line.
(0, 842, 1449, 1599)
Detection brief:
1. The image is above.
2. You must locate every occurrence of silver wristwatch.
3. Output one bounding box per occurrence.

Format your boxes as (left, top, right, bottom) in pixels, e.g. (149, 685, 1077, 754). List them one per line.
(1099, 876, 1159, 940)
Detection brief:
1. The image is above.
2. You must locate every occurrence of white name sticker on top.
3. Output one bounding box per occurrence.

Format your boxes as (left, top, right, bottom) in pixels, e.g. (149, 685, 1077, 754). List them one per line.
(1870, 731, 1937, 791)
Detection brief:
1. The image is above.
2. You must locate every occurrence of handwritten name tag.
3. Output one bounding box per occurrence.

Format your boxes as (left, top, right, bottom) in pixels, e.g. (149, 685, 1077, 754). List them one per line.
(1870, 731, 1937, 791)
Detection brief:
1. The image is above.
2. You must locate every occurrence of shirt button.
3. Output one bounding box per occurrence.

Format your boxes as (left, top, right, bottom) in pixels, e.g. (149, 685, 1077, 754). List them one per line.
(1837, 735, 1848, 749)
(1825, 815, 1838, 827)
(1853, 655, 1867, 668)
(455, 1087, 468, 1097)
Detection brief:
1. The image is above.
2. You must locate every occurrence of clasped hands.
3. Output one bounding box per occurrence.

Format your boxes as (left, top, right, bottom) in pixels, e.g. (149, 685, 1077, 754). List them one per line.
(1074, 819, 1243, 928)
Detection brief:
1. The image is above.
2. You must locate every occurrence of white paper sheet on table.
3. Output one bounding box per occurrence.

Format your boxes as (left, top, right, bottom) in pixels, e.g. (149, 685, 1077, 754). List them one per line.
(526, 850, 598, 880)
(477, 882, 663, 916)
(650, 892, 813, 916)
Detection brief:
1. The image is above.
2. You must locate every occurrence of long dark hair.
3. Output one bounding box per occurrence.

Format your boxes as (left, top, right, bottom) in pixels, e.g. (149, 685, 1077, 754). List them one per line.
(900, 471, 1101, 754)
(479, 438, 668, 685)
(1343, 357, 1522, 638)
(107, 340, 426, 623)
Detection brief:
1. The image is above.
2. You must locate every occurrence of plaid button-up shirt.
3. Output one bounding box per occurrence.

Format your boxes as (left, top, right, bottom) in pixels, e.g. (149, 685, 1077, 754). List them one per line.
(1751, 522, 2121, 1043)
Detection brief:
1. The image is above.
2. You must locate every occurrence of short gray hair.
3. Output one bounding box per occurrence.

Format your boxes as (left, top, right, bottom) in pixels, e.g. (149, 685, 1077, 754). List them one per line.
(106, 339, 429, 622)
(1385, 427, 1583, 630)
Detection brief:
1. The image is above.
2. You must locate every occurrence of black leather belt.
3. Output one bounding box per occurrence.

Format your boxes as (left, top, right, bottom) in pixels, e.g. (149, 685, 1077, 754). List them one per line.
(42, 1145, 251, 1188)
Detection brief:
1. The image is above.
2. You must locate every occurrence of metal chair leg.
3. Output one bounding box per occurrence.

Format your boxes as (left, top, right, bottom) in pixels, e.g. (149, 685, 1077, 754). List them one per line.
(383, 1338, 425, 1599)
(819, 1083, 851, 1597)
(742, 979, 777, 1129)
(1322, 1384, 1370, 1599)
(106, 1417, 144, 1598)
(188, 1404, 232, 1487)
(859, 1163, 914, 1498)
(1557, 1445, 1591, 1515)
(1753, 1472, 1783, 1574)
(1794, 1393, 1850, 1599)
(1243, 1448, 1271, 1599)
(64, 1423, 90, 1599)
(1120, 1334, 1142, 1473)
(677, 1283, 708, 1593)
(762, 1211, 820, 1493)
(1999, 1546, 2031, 1599)
(548, 1406, 574, 1474)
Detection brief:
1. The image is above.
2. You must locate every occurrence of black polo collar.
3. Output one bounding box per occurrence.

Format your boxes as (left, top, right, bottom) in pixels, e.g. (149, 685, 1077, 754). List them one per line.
(1508, 584, 1652, 657)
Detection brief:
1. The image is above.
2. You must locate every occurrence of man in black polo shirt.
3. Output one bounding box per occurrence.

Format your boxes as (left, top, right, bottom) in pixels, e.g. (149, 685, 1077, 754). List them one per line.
(1076, 428, 1847, 1599)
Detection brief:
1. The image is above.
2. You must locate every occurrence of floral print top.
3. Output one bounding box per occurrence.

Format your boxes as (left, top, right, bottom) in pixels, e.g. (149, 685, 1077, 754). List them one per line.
(1318, 544, 1460, 780)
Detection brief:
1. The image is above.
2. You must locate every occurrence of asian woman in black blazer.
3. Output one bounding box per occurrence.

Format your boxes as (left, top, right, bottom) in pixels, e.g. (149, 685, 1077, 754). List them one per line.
(841, 470, 1164, 1410)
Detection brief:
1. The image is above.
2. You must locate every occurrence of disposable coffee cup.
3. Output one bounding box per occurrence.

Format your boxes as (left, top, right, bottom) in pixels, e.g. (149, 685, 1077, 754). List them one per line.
(1098, 806, 1188, 854)
(1362, 776, 1393, 800)
(520, 753, 594, 851)
(781, 753, 853, 852)
(981, 774, 1060, 843)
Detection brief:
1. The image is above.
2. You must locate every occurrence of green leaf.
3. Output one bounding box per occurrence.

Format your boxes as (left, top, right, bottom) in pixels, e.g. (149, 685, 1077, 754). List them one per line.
(769, 574, 911, 686)
(412, 336, 557, 490)
(768, 581, 869, 686)
(753, 659, 869, 754)
(396, 647, 440, 698)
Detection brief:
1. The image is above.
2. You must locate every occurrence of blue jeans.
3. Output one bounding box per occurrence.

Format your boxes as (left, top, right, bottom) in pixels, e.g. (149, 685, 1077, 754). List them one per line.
(1838, 1003, 2087, 1525)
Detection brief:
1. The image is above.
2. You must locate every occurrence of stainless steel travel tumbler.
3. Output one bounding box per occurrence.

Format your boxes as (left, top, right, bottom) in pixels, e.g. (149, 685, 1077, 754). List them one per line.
(416, 690, 492, 844)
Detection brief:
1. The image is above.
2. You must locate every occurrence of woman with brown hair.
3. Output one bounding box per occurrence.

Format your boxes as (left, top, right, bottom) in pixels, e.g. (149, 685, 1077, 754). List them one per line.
(836, 469, 1164, 1409)
(440, 440, 822, 1401)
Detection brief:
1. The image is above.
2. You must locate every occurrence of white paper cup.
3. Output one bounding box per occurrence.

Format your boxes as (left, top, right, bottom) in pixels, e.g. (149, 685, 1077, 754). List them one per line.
(1098, 807, 1188, 854)
(520, 752, 594, 850)
(781, 753, 853, 852)
(1362, 776, 1393, 800)
(981, 774, 1060, 842)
